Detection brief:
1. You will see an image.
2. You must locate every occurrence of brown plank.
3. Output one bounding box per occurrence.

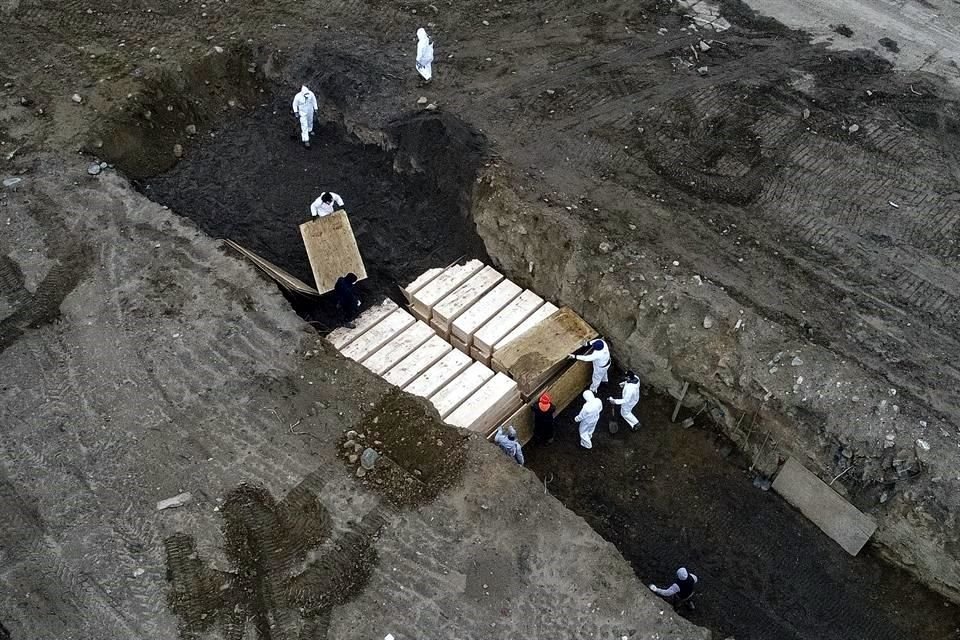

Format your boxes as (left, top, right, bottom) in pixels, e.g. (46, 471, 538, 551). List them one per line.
(299, 210, 367, 294)
(491, 307, 597, 396)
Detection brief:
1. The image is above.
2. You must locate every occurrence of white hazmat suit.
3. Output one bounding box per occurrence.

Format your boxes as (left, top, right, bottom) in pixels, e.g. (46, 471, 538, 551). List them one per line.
(291, 85, 318, 145)
(573, 339, 611, 393)
(416, 28, 434, 81)
(609, 375, 641, 430)
(574, 390, 603, 449)
(493, 425, 524, 465)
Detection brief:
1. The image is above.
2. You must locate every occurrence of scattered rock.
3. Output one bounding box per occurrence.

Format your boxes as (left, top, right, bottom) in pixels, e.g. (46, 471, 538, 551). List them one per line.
(791, 356, 803, 366)
(348, 454, 358, 464)
(343, 438, 356, 449)
(156, 492, 192, 511)
(19, 96, 33, 107)
(702, 315, 714, 329)
(425, 103, 438, 111)
(752, 476, 772, 491)
(848, 123, 860, 133)
(879, 491, 889, 504)
(71, 93, 83, 104)
(802, 108, 810, 120)
(185, 124, 197, 135)
(213, 45, 225, 54)
(133, 567, 145, 577)
(878, 37, 900, 53)
(417, 96, 428, 105)
(345, 430, 358, 439)
(482, 19, 490, 25)
(696, 66, 708, 75)
(356, 467, 367, 478)
(698, 40, 711, 52)
(3, 177, 23, 188)
(545, 89, 555, 95)
(598, 242, 611, 254)
(87, 162, 102, 176)
(361, 447, 380, 470)
(173, 144, 184, 158)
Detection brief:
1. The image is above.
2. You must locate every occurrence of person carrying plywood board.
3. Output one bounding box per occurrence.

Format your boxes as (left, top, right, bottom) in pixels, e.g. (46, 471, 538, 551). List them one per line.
(310, 191, 345, 218)
(569, 338, 611, 394)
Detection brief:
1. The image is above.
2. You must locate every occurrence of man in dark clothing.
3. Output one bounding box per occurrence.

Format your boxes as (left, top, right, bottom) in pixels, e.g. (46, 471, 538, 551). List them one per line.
(649, 567, 698, 607)
(532, 392, 555, 444)
(334, 273, 361, 327)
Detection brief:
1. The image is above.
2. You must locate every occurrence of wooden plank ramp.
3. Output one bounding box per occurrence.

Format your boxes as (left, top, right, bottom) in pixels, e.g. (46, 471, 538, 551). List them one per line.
(772, 458, 877, 556)
(405, 349, 473, 398)
(223, 239, 320, 296)
(410, 260, 484, 320)
(451, 279, 522, 344)
(491, 307, 598, 396)
(299, 210, 367, 294)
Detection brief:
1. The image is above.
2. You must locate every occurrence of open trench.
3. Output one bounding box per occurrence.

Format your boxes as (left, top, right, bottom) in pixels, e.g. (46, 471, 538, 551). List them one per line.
(115, 58, 960, 640)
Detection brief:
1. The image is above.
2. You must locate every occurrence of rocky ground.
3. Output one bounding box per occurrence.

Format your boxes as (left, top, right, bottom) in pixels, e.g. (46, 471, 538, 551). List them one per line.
(3, 0, 960, 638)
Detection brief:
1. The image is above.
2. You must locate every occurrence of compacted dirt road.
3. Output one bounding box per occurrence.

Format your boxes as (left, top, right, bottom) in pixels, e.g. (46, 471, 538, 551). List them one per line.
(4, 0, 960, 638)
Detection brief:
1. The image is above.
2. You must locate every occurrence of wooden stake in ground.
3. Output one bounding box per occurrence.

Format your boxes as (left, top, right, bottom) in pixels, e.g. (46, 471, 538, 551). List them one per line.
(671, 381, 689, 423)
(608, 398, 619, 434)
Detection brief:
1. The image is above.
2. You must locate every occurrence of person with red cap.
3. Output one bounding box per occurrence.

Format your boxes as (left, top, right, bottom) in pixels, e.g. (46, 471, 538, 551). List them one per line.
(532, 392, 556, 444)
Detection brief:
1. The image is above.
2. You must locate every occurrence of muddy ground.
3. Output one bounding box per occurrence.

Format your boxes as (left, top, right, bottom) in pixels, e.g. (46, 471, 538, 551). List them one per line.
(4, 0, 960, 637)
(530, 384, 960, 639)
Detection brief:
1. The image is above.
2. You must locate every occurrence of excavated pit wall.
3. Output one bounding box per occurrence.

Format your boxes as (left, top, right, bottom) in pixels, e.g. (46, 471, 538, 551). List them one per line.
(470, 168, 960, 602)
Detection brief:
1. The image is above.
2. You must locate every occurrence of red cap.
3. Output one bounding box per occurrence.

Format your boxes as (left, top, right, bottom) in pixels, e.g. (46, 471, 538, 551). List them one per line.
(538, 393, 552, 410)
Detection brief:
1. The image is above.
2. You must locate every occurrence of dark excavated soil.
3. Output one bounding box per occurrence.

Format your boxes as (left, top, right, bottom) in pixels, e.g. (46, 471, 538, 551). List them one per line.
(528, 377, 960, 640)
(139, 101, 488, 331)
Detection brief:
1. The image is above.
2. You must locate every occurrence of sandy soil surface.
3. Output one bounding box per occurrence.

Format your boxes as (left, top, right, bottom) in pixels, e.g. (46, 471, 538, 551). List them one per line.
(4, 0, 960, 637)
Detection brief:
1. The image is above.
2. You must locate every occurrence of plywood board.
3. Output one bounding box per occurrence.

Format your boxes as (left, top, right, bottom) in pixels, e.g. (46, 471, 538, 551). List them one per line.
(491, 307, 597, 395)
(223, 239, 320, 296)
(451, 279, 522, 344)
(473, 290, 544, 354)
(339, 309, 415, 362)
(430, 266, 504, 332)
(445, 373, 520, 434)
(772, 458, 877, 556)
(405, 349, 473, 398)
(489, 360, 591, 446)
(430, 361, 495, 418)
(362, 321, 435, 375)
(492, 302, 559, 354)
(299, 211, 367, 294)
(401, 267, 444, 302)
(326, 299, 398, 350)
(383, 335, 452, 389)
(410, 260, 485, 319)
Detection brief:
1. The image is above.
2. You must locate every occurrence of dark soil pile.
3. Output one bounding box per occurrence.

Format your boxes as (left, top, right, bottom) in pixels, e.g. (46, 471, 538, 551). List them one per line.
(138, 99, 489, 330)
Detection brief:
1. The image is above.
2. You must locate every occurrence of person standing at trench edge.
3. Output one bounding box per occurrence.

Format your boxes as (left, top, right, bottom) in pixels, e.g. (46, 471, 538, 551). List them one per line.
(609, 370, 641, 430)
(574, 390, 603, 449)
(334, 273, 361, 328)
(532, 392, 556, 444)
(568, 338, 611, 394)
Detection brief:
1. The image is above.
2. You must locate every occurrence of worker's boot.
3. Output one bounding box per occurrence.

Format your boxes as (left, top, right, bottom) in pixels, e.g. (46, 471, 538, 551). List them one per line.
(304, 140, 311, 149)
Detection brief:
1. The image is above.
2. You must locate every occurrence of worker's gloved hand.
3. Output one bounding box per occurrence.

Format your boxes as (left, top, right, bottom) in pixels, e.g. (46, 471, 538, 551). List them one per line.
(607, 397, 615, 402)
(356, 299, 362, 307)
(567, 354, 576, 360)
(649, 584, 657, 592)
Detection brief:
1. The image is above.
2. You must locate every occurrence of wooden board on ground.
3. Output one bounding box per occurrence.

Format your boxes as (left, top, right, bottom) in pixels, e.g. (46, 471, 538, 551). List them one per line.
(430, 361, 495, 418)
(326, 299, 399, 350)
(362, 321, 435, 375)
(772, 458, 877, 556)
(401, 267, 444, 303)
(383, 335, 452, 389)
(490, 360, 591, 445)
(299, 211, 367, 294)
(410, 260, 485, 320)
(339, 309, 415, 362)
(430, 266, 504, 333)
(492, 302, 559, 355)
(491, 307, 597, 395)
(451, 279, 522, 344)
(445, 373, 521, 434)
(473, 290, 544, 355)
(223, 239, 320, 297)
(405, 349, 473, 398)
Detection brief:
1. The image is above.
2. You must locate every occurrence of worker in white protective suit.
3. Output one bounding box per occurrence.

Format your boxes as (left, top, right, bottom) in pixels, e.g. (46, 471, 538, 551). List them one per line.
(574, 390, 603, 449)
(310, 191, 344, 217)
(608, 370, 641, 430)
(569, 339, 611, 394)
(493, 425, 524, 465)
(291, 85, 318, 148)
(416, 28, 434, 81)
